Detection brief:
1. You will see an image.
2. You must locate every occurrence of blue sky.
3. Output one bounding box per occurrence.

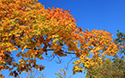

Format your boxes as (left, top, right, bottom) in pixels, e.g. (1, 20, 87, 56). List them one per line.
(1, 0, 125, 78)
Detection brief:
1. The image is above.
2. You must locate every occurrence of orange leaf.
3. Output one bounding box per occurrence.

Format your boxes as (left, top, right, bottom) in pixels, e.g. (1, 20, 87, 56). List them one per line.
(120, 46, 124, 48)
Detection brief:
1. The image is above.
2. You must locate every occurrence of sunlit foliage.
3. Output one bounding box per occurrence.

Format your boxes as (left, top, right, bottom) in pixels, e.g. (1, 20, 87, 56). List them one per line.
(86, 31, 125, 78)
(0, 0, 119, 77)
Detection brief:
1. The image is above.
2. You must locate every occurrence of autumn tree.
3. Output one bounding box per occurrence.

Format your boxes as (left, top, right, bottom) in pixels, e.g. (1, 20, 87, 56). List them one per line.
(86, 30, 125, 78)
(0, 0, 119, 77)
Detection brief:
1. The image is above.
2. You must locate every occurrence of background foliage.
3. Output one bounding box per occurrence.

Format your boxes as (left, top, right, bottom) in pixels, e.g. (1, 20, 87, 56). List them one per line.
(86, 31, 125, 78)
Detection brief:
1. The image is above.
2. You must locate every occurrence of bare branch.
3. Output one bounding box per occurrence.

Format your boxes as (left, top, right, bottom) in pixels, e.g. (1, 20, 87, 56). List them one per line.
(45, 55, 55, 61)
(55, 54, 64, 64)
(64, 56, 78, 70)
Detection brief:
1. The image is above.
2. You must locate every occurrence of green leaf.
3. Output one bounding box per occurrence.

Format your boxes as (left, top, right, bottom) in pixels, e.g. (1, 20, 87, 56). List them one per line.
(35, 24, 39, 27)
(67, 27, 71, 30)
(42, 21, 45, 24)
(34, 30, 38, 33)
(38, 15, 43, 19)
(44, 28, 49, 32)
(11, 20, 15, 24)
(42, 29, 44, 31)
(21, 41, 25, 45)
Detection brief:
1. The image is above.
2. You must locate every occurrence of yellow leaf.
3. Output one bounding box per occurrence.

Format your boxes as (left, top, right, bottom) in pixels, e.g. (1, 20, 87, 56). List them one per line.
(53, 38, 58, 43)
(95, 47, 101, 51)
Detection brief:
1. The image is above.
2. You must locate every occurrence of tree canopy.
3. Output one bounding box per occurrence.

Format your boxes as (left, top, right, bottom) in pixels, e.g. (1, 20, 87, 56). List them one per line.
(86, 31, 125, 78)
(0, 0, 120, 77)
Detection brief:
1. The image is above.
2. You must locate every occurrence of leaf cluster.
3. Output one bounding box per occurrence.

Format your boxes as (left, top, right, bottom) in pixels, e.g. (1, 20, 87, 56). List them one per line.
(86, 31, 125, 78)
